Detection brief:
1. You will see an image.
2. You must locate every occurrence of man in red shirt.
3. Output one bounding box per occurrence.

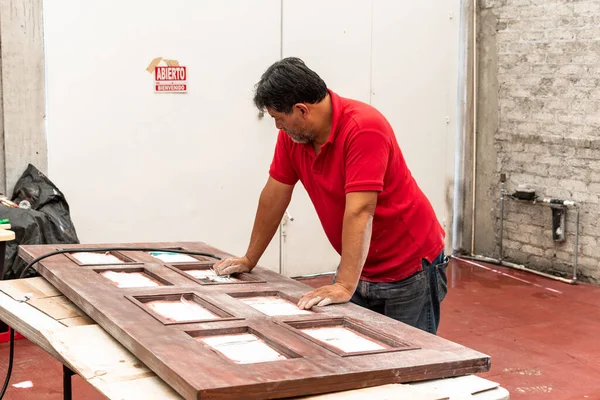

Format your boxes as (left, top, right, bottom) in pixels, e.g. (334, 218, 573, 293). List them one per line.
(213, 57, 448, 334)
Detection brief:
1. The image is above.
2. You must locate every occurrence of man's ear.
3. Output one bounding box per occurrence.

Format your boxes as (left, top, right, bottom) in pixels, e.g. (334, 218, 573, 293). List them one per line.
(294, 103, 310, 118)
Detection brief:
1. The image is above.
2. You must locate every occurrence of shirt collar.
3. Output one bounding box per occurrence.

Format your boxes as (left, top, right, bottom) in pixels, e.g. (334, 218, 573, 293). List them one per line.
(325, 89, 342, 145)
(300, 89, 342, 153)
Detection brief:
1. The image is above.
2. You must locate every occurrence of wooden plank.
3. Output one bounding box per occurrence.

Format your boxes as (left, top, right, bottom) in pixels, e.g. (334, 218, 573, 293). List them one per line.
(0, 0, 47, 195)
(20, 241, 491, 400)
(0, 277, 61, 301)
(60, 315, 95, 327)
(299, 383, 447, 400)
(28, 295, 86, 320)
(0, 230, 15, 241)
(98, 376, 181, 400)
(47, 325, 156, 383)
(409, 375, 500, 397)
(0, 291, 64, 359)
(21, 276, 62, 297)
(471, 387, 510, 400)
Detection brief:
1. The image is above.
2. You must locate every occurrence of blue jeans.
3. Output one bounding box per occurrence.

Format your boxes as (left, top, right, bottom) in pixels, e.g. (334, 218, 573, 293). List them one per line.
(335, 251, 448, 334)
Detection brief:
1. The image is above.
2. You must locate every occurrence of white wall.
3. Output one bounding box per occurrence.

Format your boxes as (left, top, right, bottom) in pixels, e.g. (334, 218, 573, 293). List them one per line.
(280, 0, 374, 275)
(370, 1, 460, 241)
(43, 0, 460, 276)
(280, 0, 460, 274)
(43, 0, 282, 270)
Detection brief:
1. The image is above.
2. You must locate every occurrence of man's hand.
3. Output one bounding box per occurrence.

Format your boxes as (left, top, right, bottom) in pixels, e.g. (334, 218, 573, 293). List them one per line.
(213, 256, 254, 276)
(297, 283, 353, 310)
(295, 191, 377, 310)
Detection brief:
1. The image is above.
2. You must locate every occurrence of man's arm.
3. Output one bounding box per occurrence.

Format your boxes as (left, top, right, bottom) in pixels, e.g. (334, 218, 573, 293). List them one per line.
(297, 191, 377, 309)
(213, 177, 294, 275)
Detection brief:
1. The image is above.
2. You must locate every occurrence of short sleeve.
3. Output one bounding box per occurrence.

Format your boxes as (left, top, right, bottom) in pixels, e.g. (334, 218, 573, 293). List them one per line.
(269, 130, 299, 185)
(344, 130, 390, 193)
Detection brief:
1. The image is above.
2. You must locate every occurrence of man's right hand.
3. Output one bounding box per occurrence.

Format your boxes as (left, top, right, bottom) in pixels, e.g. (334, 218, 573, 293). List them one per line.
(212, 256, 255, 276)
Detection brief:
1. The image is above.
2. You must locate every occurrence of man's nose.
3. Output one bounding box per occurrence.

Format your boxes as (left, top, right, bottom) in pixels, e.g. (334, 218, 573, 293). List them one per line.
(275, 121, 283, 130)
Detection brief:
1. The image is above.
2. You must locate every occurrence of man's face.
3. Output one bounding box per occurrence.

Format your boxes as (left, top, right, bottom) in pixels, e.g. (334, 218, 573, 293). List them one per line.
(267, 106, 315, 144)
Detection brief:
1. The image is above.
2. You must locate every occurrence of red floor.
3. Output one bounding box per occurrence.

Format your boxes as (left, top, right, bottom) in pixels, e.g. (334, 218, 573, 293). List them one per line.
(0, 258, 599, 399)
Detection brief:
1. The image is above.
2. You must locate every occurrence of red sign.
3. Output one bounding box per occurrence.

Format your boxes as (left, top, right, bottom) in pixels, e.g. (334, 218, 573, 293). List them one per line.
(155, 66, 187, 93)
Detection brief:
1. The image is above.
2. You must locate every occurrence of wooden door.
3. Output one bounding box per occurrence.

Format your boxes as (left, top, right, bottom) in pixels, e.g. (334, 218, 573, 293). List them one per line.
(20, 242, 489, 399)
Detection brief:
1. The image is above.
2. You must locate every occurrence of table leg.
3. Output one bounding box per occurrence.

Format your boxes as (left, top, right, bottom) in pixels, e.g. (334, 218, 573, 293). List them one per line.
(63, 365, 74, 400)
(0, 241, 6, 280)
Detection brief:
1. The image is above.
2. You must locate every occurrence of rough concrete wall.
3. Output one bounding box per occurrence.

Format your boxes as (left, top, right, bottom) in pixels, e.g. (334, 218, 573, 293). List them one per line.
(0, 38, 5, 194)
(472, 8, 501, 258)
(454, 0, 476, 256)
(477, 0, 600, 283)
(0, 0, 48, 196)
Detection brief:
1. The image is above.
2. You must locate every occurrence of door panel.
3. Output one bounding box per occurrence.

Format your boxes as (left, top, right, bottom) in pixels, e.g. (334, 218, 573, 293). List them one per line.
(43, 0, 282, 271)
(371, 0, 459, 241)
(281, 0, 373, 277)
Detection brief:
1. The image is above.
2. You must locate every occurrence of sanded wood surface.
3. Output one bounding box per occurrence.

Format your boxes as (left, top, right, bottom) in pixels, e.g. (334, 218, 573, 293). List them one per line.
(19, 242, 491, 399)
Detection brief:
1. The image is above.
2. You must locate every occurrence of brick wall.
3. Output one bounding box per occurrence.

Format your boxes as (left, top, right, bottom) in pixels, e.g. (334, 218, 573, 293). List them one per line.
(480, 0, 600, 283)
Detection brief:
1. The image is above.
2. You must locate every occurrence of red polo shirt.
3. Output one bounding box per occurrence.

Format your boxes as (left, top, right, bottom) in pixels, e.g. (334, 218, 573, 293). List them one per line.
(269, 89, 445, 282)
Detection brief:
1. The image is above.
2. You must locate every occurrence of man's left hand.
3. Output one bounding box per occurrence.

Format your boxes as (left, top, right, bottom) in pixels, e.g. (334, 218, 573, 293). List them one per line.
(297, 283, 353, 310)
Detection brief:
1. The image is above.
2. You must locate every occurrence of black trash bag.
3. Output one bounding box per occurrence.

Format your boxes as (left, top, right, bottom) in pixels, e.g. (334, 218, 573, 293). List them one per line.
(1, 164, 79, 279)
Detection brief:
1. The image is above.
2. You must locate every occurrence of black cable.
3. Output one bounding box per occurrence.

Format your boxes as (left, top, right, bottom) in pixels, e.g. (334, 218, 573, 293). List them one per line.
(0, 328, 14, 399)
(19, 247, 222, 279)
(0, 246, 223, 399)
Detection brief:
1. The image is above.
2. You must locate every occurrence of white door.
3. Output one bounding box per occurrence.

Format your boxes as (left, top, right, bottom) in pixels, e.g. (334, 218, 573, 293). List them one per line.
(43, 0, 283, 271)
(279, 0, 459, 277)
(280, 0, 374, 277)
(370, 0, 459, 245)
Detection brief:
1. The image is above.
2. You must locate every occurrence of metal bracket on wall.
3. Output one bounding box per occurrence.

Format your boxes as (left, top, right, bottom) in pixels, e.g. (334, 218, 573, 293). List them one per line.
(278, 210, 294, 276)
(464, 172, 580, 285)
(551, 207, 566, 242)
(496, 193, 579, 284)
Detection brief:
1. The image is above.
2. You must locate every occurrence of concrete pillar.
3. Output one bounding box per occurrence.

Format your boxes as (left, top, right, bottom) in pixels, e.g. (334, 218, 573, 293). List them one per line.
(0, 0, 47, 196)
(454, 1, 499, 258)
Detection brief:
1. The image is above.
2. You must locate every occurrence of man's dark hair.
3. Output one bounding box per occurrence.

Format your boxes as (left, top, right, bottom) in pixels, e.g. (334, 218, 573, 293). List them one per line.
(253, 57, 328, 114)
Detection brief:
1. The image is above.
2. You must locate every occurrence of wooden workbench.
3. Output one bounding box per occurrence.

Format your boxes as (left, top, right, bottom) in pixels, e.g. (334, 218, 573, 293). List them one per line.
(0, 277, 509, 399)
